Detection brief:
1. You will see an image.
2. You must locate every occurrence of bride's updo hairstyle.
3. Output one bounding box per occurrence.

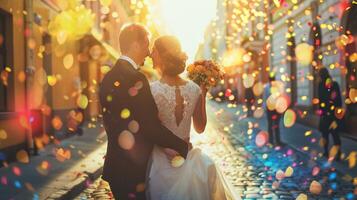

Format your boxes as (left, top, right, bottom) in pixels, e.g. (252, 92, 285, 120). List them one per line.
(153, 36, 188, 76)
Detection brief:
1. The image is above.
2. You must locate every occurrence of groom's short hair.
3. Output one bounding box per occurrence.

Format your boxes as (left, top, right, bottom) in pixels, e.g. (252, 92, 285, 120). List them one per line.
(119, 23, 150, 53)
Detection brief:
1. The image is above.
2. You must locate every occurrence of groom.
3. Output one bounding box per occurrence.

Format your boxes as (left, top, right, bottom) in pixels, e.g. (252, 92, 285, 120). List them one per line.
(99, 24, 189, 200)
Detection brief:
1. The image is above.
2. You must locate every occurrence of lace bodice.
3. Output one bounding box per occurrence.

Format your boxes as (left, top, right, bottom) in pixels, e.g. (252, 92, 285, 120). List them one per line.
(150, 80, 201, 140)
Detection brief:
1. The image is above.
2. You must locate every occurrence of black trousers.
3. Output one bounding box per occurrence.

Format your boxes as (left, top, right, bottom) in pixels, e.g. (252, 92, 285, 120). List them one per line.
(267, 110, 281, 145)
(319, 116, 342, 155)
(109, 183, 146, 200)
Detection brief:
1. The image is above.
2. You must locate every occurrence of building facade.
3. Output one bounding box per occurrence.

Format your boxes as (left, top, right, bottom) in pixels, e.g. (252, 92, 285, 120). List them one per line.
(0, 0, 147, 163)
(269, 0, 357, 134)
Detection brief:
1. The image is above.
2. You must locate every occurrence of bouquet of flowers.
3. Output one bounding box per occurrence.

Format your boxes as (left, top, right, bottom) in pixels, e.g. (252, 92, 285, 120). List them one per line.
(187, 60, 224, 88)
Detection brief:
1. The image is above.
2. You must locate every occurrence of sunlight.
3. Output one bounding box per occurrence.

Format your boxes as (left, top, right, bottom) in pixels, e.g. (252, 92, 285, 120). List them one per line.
(148, 0, 217, 61)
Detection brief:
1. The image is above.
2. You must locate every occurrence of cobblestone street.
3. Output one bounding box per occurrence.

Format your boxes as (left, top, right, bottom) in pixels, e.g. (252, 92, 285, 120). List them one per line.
(1, 0, 357, 199)
(76, 102, 356, 200)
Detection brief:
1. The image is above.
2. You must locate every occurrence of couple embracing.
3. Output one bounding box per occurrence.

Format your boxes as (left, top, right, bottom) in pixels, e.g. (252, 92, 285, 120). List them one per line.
(99, 24, 231, 200)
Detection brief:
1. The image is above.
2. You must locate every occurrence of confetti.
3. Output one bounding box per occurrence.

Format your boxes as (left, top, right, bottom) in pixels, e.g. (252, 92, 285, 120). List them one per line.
(295, 43, 313, 65)
(295, 193, 307, 200)
(36, 161, 50, 176)
(101, 66, 111, 74)
(171, 156, 185, 168)
(27, 38, 36, 49)
(47, 75, 57, 86)
(128, 120, 140, 133)
(309, 180, 322, 195)
(275, 170, 285, 180)
(16, 150, 29, 163)
(17, 71, 26, 83)
(55, 148, 71, 162)
(77, 94, 89, 109)
(285, 166, 294, 177)
(1, 176, 7, 185)
(114, 81, 121, 87)
(334, 108, 345, 119)
(347, 152, 357, 168)
(136, 183, 145, 192)
(12, 166, 21, 176)
(121, 108, 131, 119)
(0, 129, 7, 140)
(129, 87, 139, 96)
(242, 73, 255, 88)
(253, 82, 264, 96)
(349, 88, 357, 103)
(63, 54, 74, 69)
(51, 116, 63, 130)
(134, 81, 143, 90)
(255, 131, 268, 147)
(304, 130, 312, 136)
(284, 109, 296, 128)
(253, 107, 264, 118)
(329, 145, 340, 159)
(118, 130, 135, 150)
(275, 95, 289, 114)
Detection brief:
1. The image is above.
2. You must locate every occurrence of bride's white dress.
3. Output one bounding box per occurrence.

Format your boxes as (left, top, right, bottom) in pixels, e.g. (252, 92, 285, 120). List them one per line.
(148, 80, 229, 200)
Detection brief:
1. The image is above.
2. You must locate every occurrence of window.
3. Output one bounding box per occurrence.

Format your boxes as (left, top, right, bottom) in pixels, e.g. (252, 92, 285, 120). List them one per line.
(0, 9, 13, 112)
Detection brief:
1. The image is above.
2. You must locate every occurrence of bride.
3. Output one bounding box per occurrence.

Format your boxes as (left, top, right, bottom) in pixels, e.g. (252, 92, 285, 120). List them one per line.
(148, 36, 230, 200)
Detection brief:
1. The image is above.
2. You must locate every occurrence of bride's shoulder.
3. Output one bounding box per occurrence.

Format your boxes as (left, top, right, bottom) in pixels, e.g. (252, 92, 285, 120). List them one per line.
(149, 80, 160, 87)
(149, 80, 163, 94)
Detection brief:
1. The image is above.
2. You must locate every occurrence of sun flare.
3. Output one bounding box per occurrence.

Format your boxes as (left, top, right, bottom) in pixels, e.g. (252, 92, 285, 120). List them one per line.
(148, 0, 217, 61)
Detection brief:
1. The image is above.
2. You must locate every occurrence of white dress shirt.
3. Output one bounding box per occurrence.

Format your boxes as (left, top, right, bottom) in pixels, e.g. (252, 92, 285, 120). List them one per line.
(119, 55, 139, 70)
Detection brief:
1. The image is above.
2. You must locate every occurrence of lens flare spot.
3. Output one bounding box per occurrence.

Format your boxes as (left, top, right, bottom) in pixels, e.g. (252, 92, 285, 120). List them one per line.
(275, 95, 289, 114)
(309, 180, 322, 195)
(284, 109, 296, 128)
(253, 82, 264, 96)
(63, 54, 74, 69)
(255, 131, 268, 147)
(55, 148, 71, 162)
(128, 120, 140, 133)
(0, 129, 7, 140)
(275, 170, 285, 181)
(171, 156, 185, 168)
(16, 150, 29, 164)
(47, 75, 57, 86)
(77, 94, 89, 109)
(296, 194, 308, 200)
(118, 130, 135, 150)
(101, 65, 111, 74)
(121, 108, 131, 119)
(295, 43, 313, 65)
(253, 107, 264, 119)
(284, 166, 294, 177)
(12, 166, 21, 176)
(52, 116, 63, 130)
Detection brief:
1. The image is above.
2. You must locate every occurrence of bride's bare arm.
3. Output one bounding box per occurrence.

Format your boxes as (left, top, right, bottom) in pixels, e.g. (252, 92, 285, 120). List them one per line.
(193, 85, 207, 133)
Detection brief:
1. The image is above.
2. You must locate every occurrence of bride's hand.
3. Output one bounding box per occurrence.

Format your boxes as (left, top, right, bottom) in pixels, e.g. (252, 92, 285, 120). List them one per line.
(163, 148, 179, 160)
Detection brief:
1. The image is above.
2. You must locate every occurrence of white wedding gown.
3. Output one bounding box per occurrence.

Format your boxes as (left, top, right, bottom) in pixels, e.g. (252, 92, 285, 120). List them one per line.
(148, 80, 230, 200)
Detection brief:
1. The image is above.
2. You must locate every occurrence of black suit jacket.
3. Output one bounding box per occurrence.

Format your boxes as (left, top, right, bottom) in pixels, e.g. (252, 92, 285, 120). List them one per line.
(99, 59, 188, 188)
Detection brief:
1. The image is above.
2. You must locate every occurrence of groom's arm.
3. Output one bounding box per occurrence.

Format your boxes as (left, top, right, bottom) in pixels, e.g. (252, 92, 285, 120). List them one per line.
(135, 74, 189, 158)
